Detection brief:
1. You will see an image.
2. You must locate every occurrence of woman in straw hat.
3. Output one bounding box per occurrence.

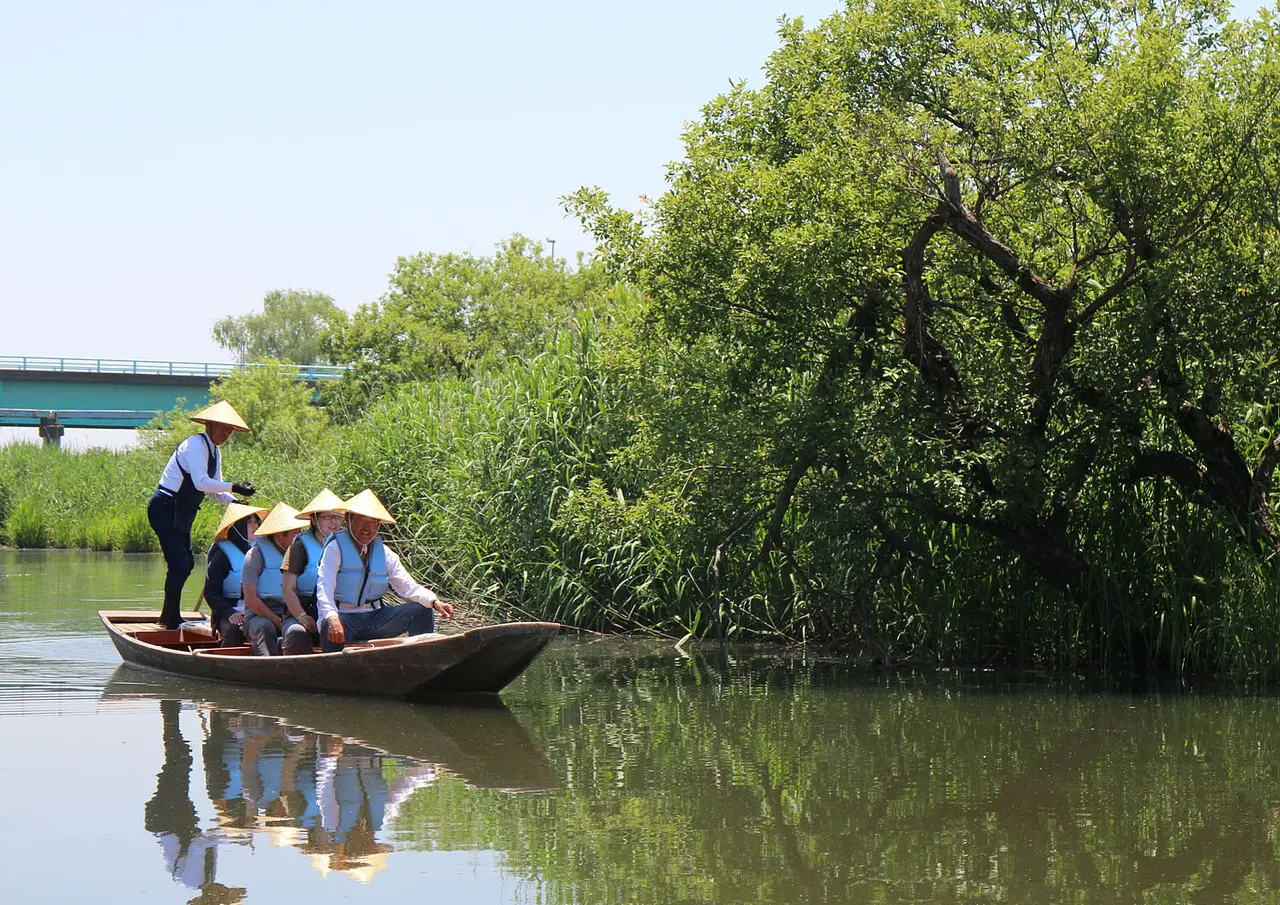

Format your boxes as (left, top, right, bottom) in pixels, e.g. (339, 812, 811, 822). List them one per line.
(203, 502, 269, 647)
(148, 400, 259, 630)
(316, 490, 453, 652)
(242, 502, 312, 656)
(280, 489, 346, 645)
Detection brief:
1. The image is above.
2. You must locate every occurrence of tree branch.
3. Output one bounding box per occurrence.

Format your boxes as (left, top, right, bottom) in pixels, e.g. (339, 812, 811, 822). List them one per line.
(760, 448, 818, 559)
(902, 202, 963, 404)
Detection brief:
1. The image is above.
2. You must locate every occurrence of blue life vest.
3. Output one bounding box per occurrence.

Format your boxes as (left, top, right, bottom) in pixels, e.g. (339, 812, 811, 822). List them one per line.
(295, 529, 325, 597)
(332, 529, 388, 607)
(215, 539, 245, 601)
(253, 537, 286, 603)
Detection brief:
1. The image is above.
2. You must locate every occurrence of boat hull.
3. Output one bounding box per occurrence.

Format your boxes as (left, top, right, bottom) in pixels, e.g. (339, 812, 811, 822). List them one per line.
(100, 610, 560, 697)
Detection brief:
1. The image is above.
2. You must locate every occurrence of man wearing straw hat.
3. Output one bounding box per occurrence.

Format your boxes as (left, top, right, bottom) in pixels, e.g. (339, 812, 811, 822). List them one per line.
(280, 488, 346, 645)
(203, 502, 269, 647)
(316, 489, 453, 652)
(148, 400, 259, 630)
(242, 502, 312, 656)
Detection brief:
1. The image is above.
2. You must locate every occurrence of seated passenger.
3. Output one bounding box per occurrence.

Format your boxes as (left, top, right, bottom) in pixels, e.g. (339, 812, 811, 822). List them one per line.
(316, 490, 453, 652)
(280, 489, 346, 650)
(242, 502, 311, 656)
(204, 502, 269, 646)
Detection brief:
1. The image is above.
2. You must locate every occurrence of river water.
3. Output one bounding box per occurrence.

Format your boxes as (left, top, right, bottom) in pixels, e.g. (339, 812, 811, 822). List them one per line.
(3, 550, 1280, 903)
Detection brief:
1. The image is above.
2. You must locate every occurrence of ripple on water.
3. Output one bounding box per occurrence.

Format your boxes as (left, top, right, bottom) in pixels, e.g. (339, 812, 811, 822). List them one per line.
(0, 657, 120, 715)
(0, 626, 122, 715)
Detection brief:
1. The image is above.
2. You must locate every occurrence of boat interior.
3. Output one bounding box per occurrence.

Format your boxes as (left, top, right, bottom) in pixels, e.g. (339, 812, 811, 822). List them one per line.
(102, 611, 412, 655)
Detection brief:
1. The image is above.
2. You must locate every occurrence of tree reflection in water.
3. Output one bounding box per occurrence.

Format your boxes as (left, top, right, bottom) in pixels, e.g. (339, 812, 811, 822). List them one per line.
(127, 645, 1280, 905)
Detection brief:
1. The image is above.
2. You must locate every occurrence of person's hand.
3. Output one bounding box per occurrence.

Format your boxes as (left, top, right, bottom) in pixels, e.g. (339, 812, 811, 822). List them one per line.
(433, 599, 454, 620)
(325, 615, 345, 644)
(301, 614, 317, 633)
(229, 613, 245, 627)
(231, 481, 256, 497)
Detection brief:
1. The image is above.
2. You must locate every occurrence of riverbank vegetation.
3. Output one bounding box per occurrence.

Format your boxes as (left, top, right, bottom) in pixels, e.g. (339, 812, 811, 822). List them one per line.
(6, 0, 1280, 674)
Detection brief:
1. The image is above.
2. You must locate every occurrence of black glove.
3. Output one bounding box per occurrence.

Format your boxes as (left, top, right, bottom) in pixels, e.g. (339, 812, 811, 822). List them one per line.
(231, 481, 256, 498)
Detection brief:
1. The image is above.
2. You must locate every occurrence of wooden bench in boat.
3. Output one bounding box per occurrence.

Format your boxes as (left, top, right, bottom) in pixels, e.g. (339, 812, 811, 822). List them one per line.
(101, 610, 431, 655)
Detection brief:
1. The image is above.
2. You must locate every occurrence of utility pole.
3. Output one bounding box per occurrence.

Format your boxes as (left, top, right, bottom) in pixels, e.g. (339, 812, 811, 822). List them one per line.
(546, 237, 556, 263)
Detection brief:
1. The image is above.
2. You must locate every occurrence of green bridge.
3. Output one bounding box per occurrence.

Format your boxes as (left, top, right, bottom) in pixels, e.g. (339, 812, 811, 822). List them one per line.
(0, 356, 345, 445)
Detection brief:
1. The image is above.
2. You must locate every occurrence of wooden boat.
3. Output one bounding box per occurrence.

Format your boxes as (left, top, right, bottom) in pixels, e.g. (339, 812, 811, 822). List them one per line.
(99, 610, 560, 698)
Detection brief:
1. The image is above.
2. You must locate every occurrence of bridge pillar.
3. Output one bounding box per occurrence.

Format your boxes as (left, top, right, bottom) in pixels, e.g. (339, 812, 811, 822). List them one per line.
(38, 415, 64, 449)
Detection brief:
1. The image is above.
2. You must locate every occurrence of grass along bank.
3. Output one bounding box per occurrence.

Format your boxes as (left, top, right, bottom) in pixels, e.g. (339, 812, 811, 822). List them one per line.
(0, 439, 334, 554)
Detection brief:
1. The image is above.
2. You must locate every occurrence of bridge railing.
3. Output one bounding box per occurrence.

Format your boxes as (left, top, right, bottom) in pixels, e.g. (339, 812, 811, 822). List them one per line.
(0, 356, 347, 381)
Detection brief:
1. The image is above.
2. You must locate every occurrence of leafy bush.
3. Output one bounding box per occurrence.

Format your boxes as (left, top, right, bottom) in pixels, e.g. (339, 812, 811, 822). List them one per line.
(7, 497, 47, 548)
(142, 363, 331, 459)
(116, 510, 159, 553)
(84, 518, 113, 552)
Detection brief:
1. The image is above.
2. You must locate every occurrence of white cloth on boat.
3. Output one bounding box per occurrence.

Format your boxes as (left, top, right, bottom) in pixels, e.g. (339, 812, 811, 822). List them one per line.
(157, 434, 235, 503)
(315, 539, 437, 625)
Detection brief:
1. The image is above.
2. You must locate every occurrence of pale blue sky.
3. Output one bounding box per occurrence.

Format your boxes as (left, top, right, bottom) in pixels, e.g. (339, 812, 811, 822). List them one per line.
(1, 0, 848, 364)
(0, 0, 1272, 447)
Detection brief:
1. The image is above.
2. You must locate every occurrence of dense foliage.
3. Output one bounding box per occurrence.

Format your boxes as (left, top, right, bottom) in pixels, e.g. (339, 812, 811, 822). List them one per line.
(319, 234, 612, 419)
(143, 362, 331, 460)
(566, 0, 1280, 670)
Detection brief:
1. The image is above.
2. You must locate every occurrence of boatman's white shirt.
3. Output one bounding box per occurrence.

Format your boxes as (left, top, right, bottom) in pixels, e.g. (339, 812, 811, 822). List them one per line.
(315, 538, 438, 624)
(157, 433, 235, 504)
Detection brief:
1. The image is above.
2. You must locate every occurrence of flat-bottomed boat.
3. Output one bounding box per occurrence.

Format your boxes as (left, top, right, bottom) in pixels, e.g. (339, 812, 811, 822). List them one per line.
(100, 610, 560, 697)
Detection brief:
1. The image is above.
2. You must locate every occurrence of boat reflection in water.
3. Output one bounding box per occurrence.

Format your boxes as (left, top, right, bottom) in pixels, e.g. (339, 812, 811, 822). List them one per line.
(106, 667, 555, 900)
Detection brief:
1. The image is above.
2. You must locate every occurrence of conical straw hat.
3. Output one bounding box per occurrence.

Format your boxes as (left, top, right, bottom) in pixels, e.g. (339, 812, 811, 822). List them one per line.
(297, 488, 346, 517)
(190, 400, 251, 432)
(213, 502, 270, 541)
(256, 502, 310, 537)
(339, 489, 396, 524)
(307, 851, 390, 883)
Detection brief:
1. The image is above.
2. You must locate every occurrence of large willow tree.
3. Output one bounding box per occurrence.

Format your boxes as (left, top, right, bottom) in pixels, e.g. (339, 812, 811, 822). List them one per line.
(569, 0, 1280, 669)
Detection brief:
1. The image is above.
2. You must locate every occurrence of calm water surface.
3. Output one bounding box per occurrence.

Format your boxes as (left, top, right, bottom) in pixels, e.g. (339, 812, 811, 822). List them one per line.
(3, 550, 1280, 903)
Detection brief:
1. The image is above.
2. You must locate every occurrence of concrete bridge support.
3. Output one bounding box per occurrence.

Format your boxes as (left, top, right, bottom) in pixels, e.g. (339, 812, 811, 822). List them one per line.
(37, 416, 64, 448)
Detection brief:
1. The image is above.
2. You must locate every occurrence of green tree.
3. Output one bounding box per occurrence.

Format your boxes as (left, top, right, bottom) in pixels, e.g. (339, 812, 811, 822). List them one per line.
(212, 289, 347, 364)
(211, 363, 331, 457)
(568, 0, 1280, 667)
(143, 363, 330, 459)
(320, 234, 610, 417)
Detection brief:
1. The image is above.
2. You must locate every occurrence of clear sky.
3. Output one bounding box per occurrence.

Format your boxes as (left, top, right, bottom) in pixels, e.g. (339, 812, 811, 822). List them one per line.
(1, 0, 847, 365)
(0, 0, 1271, 448)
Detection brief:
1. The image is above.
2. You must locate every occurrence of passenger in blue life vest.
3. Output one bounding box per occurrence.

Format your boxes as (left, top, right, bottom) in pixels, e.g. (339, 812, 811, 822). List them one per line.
(280, 489, 346, 648)
(203, 502, 269, 647)
(242, 503, 312, 656)
(148, 401, 257, 630)
(316, 490, 453, 653)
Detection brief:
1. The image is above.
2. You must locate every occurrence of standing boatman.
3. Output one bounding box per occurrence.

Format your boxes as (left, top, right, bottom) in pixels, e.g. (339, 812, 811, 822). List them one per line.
(148, 400, 257, 630)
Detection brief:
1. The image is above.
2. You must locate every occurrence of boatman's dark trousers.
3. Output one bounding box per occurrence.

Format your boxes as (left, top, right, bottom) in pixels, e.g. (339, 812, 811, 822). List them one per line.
(148, 490, 196, 630)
